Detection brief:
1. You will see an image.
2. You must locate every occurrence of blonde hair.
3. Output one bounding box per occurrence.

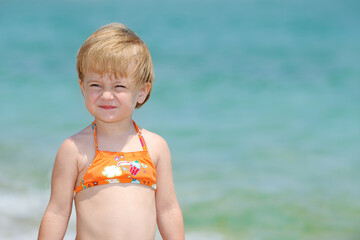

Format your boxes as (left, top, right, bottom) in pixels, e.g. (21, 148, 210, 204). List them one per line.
(76, 23, 154, 108)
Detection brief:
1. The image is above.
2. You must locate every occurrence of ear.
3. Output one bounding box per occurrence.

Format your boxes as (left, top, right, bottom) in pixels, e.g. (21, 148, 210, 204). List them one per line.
(79, 79, 85, 97)
(137, 83, 151, 104)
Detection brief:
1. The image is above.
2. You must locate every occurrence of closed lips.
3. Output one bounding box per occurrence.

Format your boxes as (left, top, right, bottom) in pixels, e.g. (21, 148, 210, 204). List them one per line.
(99, 105, 116, 109)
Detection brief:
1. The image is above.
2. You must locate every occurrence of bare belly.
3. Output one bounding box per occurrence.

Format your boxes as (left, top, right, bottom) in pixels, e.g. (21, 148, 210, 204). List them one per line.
(74, 184, 156, 240)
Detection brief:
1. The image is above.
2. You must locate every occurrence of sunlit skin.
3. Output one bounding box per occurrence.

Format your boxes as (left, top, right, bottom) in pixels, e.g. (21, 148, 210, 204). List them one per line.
(38, 72, 184, 240)
(79, 72, 149, 125)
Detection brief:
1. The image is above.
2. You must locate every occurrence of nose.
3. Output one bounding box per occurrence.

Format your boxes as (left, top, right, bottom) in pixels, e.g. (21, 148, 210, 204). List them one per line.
(101, 90, 114, 100)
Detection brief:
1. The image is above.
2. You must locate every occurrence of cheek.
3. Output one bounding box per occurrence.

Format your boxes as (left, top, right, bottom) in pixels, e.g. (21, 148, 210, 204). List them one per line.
(83, 92, 98, 108)
(85, 91, 98, 100)
(132, 93, 142, 106)
(123, 94, 138, 108)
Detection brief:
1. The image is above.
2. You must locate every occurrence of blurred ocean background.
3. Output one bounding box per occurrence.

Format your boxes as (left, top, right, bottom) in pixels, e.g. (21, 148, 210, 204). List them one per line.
(1, 0, 359, 239)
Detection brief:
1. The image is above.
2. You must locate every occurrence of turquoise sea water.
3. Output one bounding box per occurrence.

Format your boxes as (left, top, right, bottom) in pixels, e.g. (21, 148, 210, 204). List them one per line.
(1, 0, 360, 239)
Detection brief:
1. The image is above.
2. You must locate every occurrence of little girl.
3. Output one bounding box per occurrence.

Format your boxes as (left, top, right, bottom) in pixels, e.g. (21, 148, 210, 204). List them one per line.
(38, 23, 184, 240)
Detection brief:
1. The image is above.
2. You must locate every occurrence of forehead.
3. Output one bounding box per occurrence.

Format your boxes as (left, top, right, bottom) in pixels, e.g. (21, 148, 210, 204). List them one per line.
(80, 43, 139, 81)
(83, 71, 129, 82)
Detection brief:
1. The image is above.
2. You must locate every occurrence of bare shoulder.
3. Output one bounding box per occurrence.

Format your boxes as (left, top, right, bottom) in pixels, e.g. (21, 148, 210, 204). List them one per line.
(56, 125, 94, 166)
(141, 128, 170, 166)
(48, 126, 94, 203)
(68, 125, 94, 153)
(141, 128, 168, 147)
(56, 138, 78, 161)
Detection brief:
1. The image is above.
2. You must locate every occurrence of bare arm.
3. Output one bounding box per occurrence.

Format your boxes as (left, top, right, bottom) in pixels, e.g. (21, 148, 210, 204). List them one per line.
(38, 139, 78, 240)
(155, 137, 185, 240)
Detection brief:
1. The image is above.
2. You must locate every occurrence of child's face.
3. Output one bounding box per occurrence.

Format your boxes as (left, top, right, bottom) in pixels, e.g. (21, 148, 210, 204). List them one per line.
(79, 71, 149, 123)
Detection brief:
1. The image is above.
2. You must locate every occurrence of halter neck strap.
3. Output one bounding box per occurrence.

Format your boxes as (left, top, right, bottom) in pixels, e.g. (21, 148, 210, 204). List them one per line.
(132, 120, 148, 151)
(92, 121, 148, 152)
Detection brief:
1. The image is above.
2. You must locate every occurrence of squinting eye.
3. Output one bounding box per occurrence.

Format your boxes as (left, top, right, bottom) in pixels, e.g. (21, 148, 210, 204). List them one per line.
(90, 84, 100, 87)
(115, 85, 126, 88)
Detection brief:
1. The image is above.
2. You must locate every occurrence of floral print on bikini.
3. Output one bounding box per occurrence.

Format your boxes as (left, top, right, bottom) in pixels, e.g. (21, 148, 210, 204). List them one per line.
(74, 121, 157, 194)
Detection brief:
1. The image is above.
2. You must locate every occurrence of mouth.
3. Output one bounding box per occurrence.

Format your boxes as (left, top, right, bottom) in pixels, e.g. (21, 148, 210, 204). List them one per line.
(99, 105, 116, 110)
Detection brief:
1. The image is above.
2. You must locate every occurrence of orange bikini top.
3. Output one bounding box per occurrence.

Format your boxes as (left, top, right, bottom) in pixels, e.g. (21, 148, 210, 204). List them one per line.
(74, 121, 157, 194)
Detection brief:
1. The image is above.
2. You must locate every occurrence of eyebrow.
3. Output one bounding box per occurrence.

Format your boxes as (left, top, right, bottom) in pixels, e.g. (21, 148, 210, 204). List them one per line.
(86, 79, 129, 86)
(86, 79, 101, 84)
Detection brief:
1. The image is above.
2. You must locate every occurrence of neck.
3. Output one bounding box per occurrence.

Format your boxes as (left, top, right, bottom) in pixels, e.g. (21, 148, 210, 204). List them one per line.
(94, 118, 135, 138)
